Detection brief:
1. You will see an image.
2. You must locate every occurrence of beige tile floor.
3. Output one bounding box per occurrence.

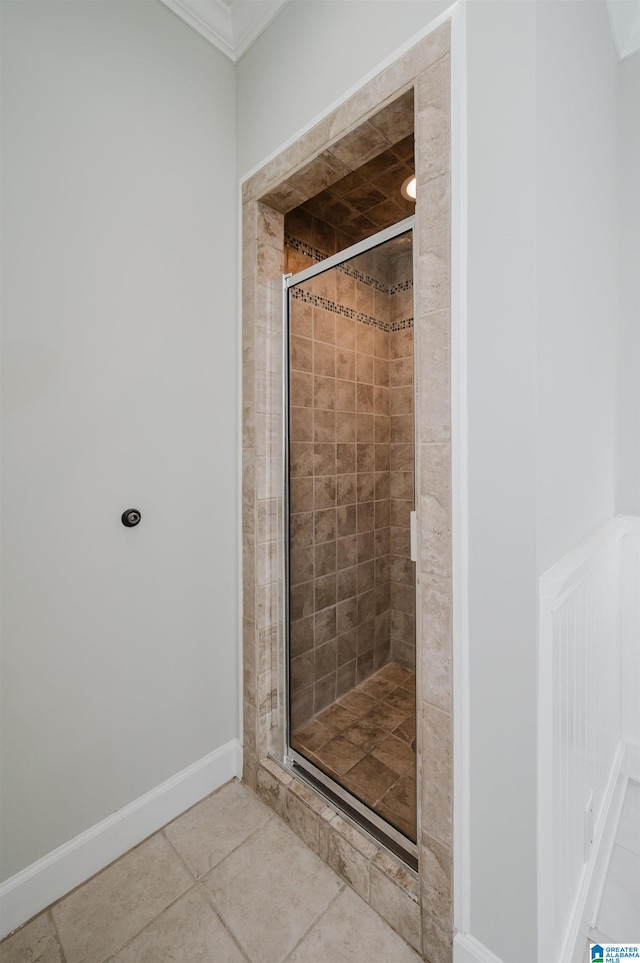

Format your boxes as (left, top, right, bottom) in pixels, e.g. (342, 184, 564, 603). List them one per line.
(292, 663, 416, 842)
(0, 779, 420, 963)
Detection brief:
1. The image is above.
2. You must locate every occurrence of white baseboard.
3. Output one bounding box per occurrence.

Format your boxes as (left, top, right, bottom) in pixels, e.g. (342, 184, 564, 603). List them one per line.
(0, 738, 242, 940)
(560, 739, 627, 963)
(454, 933, 506, 963)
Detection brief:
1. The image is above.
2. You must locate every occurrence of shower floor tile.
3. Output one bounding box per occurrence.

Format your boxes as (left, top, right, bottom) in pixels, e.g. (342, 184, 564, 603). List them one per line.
(291, 663, 416, 842)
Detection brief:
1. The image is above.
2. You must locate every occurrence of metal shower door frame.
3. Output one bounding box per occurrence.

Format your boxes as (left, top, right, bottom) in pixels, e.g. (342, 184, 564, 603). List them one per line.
(279, 215, 417, 865)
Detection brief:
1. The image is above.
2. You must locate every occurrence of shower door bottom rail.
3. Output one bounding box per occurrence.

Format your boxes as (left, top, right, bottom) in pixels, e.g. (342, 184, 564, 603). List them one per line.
(281, 747, 419, 870)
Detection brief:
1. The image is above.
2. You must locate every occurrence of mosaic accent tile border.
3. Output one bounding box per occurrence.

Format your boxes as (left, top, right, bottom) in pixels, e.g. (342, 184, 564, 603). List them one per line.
(291, 287, 385, 331)
(390, 280, 413, 295)
(390, 318, 414, 331)
(291, 287, 413, 333)
(345, 265, 389, 294)
(286, 235, 387, 293)
(284, 234, 329, 264)
(285, 234, 414, 298)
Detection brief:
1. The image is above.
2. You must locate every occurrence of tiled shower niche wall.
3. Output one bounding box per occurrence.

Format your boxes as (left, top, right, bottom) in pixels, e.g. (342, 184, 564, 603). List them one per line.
(287, 231, 415, 727)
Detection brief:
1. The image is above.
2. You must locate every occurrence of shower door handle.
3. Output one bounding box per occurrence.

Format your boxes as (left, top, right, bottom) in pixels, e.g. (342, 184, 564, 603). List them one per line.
(410, 511, 418, 562)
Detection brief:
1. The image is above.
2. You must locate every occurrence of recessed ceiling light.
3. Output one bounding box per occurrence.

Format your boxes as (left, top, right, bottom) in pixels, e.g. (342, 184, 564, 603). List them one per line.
(401, 175, 416, 202)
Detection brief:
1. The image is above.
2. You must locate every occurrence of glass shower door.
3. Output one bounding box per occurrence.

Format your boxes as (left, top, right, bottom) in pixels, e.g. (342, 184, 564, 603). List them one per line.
(284, 219, 417, 857)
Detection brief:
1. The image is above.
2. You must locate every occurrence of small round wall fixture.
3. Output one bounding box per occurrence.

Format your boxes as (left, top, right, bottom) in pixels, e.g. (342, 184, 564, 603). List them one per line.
(401, 175, 417, 202)
(121, 509, 142, 528)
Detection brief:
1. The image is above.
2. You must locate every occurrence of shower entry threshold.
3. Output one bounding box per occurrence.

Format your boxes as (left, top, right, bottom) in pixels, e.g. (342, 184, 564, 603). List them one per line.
(286, 754, 418, 872)
(282, 661, 418, 867)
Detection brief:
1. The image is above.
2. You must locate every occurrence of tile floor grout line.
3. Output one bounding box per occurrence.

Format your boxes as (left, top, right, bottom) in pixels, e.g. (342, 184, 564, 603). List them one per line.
(160, 825, 204, 880)
(100, 802, 269, 963)
(198, 812, 281, 882)
(194, 809, 354, 963)
(50, 829, 199, 963)
(371, 758, 415, 805)
(195, 879, 253, 963)
(47, 907, 68, 963)
(195, 813, 275, 883)
(100, 880, 223, 963)
(97, 878, 198, 963)
(103, 799, 271, 963)
(280, 883, 347, 962)
(163, 785, 273, 884)
(91, 829, 218, 955)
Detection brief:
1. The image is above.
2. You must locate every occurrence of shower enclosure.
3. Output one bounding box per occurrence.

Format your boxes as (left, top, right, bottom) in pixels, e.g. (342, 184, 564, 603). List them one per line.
(242, 23, 453, 954)
(282, 218, 417, 862)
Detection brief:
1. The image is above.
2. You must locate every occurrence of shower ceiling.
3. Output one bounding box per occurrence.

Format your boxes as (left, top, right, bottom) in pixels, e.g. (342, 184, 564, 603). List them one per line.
(286, 87, 416, 248)
(295, 135, 415, 244)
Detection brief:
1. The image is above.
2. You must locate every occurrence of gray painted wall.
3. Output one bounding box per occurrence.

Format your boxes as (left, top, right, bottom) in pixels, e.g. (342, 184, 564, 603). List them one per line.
(0, 0, 238, 879)
(617, 51, 640, 515)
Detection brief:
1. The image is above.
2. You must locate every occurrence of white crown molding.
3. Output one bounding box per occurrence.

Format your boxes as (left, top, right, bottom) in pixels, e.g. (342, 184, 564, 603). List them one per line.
(158, 0, 289, 62)
(606, 0, 640, 59)
(162, 0, 639, 65)
(159, 0, 234, 59)
(231, 0, 290, 60)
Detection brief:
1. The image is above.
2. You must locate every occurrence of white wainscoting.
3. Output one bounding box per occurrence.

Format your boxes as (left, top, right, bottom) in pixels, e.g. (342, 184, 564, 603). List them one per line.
(537, 516, 638, 963)
(0, 739, 242, 940)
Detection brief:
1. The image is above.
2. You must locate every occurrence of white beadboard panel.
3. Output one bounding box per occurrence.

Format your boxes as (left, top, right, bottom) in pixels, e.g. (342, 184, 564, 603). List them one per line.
(538, 516, 638, 962)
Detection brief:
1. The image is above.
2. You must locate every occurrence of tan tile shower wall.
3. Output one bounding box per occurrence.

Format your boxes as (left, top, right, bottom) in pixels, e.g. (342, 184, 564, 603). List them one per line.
(288, 246, 393, 728)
